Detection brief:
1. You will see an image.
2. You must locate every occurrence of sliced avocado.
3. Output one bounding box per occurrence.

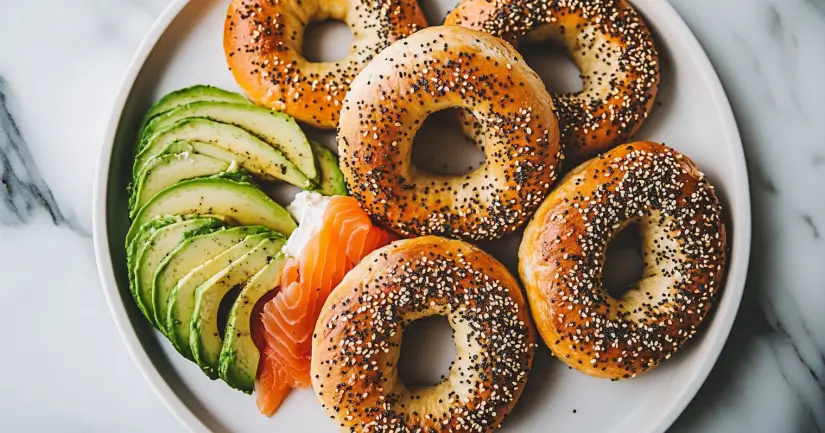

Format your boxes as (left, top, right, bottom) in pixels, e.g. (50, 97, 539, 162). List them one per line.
(127, 216, 177, 269)
(129, 139, 272, 216)
(139, 85, 249, 136)
(161, 140, 247, 163)
(127, 216, 182, 319)
(142, 101, 317, 182)
(310, 141, 347, 196)
(131, 140, 254, 215)
(126, 177, 297, 246)
(134, 118, 311, 189)
(133, 217, 226, 326)
(219, 254, 286, 392)
(190, 237, 285, 378)
(152, 226, 271, 332)
(128, 214, 224, 284)
(166, 231, 276, 361)
(130, 150, 231, 216)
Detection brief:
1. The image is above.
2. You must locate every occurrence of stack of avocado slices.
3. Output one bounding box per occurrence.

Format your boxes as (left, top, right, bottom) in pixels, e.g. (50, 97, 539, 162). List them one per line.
(125, 85, 346, 393)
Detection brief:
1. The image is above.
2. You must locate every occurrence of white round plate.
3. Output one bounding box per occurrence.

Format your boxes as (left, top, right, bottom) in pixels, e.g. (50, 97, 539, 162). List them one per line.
(93, 0, 751, 432)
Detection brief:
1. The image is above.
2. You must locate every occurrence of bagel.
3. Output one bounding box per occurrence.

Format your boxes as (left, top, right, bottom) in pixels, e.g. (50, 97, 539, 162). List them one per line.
(312, 236, 535, 432)
(446, 0, 660, 163)
(224, 0, 427, 129)
(519, 142, 726, 379)
(338, 26, 562, 241)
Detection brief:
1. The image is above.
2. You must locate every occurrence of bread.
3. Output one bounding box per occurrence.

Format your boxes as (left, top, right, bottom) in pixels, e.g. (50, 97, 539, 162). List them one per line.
(519, 141, 727, 379)
(312, 236, 536, 432)
(224, 0, 427, 129)
(447, 0, 660, 164)
(338, 26, 562, 241)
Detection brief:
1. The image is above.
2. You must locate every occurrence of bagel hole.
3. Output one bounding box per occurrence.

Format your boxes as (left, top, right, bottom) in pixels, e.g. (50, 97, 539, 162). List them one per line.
(603, 222, 645, 299)
(302, 20, 353, 63)
(411, 108, 486, 176)
(398, 315, 456, 388)
(519, 41, 583, 94)
(419, 0, 454, 26)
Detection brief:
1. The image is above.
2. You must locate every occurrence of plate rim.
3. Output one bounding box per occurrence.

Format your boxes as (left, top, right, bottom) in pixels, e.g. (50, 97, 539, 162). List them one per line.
(93, 1, 210, 431)
(92, 1, 752, 432)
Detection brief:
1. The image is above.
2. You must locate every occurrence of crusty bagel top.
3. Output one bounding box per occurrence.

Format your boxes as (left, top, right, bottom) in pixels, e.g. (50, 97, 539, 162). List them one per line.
(225, 0, 427, 129)
(447, 0, 660, 163)
(338, 26, 561, 241)
(519, 141, 727, 379)
(313, 236, 535, 432)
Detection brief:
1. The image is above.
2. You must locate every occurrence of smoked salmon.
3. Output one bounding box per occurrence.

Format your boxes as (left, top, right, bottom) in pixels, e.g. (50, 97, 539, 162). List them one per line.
(254, 194, 393, 415)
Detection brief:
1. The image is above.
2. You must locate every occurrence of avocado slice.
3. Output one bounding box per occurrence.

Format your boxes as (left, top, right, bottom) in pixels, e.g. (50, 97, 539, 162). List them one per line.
(126, 177, 297, 247)
(130, 149, 232, 216)
(189, 237, 285, 378)
(127, 216, 177, 269)
(127, 216, 182, 319)
(127, 215, 227, 290)
(139, 85, 249, 137)
(166, 231, 277, 361)
(134, 118, 311, 189)
(153, 226, 271, 332)
(160, 140, 242, 163)
(132, 217, 226, 326)
(141, 101, 317, 182)
(219, 254, 286, 392)
(130, 140, 257, 215)
(310, 141, 347, 196)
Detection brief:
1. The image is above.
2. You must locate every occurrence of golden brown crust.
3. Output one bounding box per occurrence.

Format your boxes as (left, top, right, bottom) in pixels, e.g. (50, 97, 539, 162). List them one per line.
(446, 0, 660, 164)
(312, 236, 535, 432)
(338, 26, 562, 241)
(224, 0, 427, 129)
(519, 142, 727, 379)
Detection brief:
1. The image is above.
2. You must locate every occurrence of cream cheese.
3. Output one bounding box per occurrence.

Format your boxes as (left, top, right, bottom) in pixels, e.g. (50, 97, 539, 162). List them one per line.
(282, 191, 331, 257)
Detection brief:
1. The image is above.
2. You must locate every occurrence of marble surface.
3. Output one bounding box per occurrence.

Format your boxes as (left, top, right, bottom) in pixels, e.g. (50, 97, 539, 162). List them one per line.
(0, 0, 822, 431)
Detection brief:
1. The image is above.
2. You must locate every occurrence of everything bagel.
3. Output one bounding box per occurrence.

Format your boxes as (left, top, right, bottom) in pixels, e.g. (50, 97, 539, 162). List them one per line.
(338, 26, 562, 241)
(312, 236, 535, 432)
(446, 0, 660, 163)
(519, 142, 727, 379)
(224, 0, 427, 129)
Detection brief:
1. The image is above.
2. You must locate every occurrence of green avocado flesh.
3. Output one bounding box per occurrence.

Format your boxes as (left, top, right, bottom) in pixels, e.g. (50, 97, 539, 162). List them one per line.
(189, 237, 285, 378)
(152, 225, 270, 334)
(165, 231, 277, 361)
(130, 149, 231, 216)
(124, 85, 354, 390)
(138, 85, 250, 136)
(126, 177, 296, 247)
(310, 141, 347, 196)
(141, 101, 316, 182)
(219, 255, 286, 392)
(132, 217, 226, 327)
(135, 118, 311, 189)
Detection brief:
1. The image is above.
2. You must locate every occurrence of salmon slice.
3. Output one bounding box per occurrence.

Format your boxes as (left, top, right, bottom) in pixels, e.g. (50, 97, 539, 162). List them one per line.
(255, 196, 394, 416)
(250, 291, 292, 415)
(255, 351, 295, 415)
(261, 298, 305, 359)
(302, 217, 337, 318)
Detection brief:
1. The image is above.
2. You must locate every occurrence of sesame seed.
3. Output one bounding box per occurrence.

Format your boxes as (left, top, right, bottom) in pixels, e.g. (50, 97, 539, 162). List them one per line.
(226, 0, 427, 129)
(446, 0, 660, 163)
(312, 237, 535, 431)
(520, 141, 727, 380)
(338, 26, 562, 241)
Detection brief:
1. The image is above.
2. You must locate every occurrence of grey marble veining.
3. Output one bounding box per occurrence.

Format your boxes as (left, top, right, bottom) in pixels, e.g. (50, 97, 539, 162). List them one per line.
(0, 0, 822, 431)
(670, 0, 825, 431)
(0, 77, 72, 228)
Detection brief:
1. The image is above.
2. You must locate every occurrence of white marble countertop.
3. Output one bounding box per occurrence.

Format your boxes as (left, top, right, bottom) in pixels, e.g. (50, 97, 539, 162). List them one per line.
(0, 0, 822, 432)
